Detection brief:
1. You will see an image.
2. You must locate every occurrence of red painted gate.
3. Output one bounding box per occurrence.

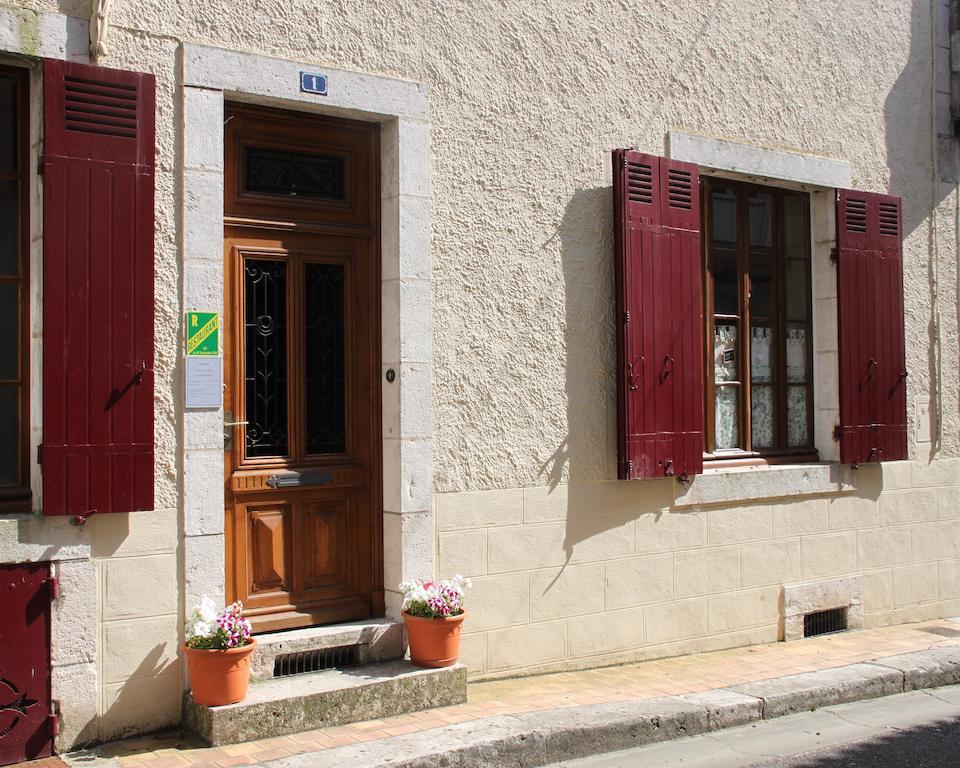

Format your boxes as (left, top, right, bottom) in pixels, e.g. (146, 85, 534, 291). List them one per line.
(0, 563, 54, 766)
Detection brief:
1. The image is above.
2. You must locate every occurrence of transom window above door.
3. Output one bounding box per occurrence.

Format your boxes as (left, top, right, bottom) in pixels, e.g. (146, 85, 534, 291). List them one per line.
(703, 180, 814, 460)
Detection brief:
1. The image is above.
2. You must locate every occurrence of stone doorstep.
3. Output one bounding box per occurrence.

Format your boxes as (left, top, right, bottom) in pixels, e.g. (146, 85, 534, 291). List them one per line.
(183, 660, 466, 746)
(249, 619, 404, 681)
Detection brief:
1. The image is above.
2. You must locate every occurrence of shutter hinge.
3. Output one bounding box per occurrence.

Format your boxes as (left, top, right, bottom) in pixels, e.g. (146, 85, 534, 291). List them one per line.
(619, 156, 627, 169)
(833, 425, 842, 442)
(48, 575, 60, 602)
(623, 459, 634, 477)
(71, 509, 98, 526)
(623, 310, 631, 324)
(36, 444, 42, 464)
(37, 154, 44, 176)
(48, 701, 60, 737)
(830, 247, 839, 264)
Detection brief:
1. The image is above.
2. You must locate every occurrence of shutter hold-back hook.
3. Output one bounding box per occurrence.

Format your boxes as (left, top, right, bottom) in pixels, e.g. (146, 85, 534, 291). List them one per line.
(660, 355, 674, 383)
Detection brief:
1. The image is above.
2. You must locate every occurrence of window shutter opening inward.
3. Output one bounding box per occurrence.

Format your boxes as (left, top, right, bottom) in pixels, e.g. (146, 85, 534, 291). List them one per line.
(835, 189, 907, 464)
(42, 59, 155, 516)
(614, 150, 704, 479)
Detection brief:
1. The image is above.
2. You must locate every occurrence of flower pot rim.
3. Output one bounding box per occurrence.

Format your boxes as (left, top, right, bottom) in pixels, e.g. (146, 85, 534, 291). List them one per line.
(402, 610, 466, 623)
(183, 637, 257, 655)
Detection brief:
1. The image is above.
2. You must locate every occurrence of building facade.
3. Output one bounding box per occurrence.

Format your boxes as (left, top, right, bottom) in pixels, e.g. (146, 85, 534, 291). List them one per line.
(1, 0, 959, 759)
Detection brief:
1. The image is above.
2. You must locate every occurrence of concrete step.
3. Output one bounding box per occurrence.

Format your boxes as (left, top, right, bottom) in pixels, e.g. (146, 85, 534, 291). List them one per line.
(183, 660, 467, 746)
(250, 619, 404, 681)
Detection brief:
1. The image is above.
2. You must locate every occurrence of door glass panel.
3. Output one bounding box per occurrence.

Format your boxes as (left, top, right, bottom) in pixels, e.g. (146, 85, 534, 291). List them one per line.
(245, 146, 345, 200)
(0, 384, 18, 485)
(750, 326, 773, 384)
(748, 191, 773, 248)
(785, 259, 809, 320)
(0, 77, 15, 174)
(0, 282, 17, 379)
(751, 385, 774, 449)
(245, 259, 288, 457)
(715, 386, 739, 450)
(0, 180, 18, 277)
(304, 262, 346, 454)
(783, 195, 807, 259)
(712, 249, 738, 315)
(714, 323, 737, 382)
(711, 187, 736, 244)
(786, 326, 807, 383)
(787, 386, 808, 446)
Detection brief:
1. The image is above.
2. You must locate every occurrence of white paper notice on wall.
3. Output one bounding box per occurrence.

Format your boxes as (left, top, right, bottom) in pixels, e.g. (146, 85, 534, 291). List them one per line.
(917, 399, 932, 443)
(186, 356, 222, 409)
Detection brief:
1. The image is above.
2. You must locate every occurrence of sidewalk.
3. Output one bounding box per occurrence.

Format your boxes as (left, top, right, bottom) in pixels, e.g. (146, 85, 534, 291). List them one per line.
(64, 618, 960, 768)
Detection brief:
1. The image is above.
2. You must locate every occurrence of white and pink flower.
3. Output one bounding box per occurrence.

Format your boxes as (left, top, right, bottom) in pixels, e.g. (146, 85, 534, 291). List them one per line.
(399, 575, 471, 619)
(185, 598, 253, 650)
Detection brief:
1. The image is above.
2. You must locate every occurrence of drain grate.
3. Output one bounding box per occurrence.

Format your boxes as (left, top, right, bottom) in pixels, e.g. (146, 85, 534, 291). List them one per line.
(803, 607, 848, 638)
(273, 645, 360, 677)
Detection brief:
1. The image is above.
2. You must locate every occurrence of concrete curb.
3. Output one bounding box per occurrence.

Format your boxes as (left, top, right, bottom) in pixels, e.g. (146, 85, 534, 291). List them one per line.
(253, 644, 960, 768)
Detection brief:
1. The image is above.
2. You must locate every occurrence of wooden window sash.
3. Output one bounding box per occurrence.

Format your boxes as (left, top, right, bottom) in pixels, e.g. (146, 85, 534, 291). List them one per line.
(0, 65, 30, 514)
(702, 178, 816, 462)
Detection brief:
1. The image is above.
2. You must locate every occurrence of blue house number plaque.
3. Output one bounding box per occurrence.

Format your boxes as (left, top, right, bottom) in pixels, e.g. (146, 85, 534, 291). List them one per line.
(300, 72, 328, 96)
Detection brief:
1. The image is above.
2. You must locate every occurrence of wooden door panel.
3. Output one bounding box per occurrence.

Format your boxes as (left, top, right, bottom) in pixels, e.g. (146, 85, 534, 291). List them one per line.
(223, 106, 382, 633)
(246, 503, 291, 596)
(300, 497, 351, 590)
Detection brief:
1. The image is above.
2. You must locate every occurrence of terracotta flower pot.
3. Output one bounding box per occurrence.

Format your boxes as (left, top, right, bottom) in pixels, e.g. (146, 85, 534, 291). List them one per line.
(403, 611, 466, 668)
(183, 638, 257, 706)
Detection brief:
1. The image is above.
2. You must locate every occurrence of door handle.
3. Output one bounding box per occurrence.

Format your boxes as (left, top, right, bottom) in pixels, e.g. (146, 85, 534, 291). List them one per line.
(223, 412, 248, 451)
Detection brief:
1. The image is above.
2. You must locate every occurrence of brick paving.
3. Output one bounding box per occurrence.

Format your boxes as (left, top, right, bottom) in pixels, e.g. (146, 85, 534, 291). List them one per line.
(53, 618, 960, 768)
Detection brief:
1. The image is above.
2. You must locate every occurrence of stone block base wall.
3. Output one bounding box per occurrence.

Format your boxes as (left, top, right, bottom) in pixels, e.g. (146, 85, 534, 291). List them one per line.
(438, 460, 960, 680)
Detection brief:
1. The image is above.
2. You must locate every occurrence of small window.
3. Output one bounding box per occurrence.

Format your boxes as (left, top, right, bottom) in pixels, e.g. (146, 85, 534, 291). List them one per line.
(703, 180, 814, 461)
(0, 65, 30, 512)
(244, 146, 345, 200)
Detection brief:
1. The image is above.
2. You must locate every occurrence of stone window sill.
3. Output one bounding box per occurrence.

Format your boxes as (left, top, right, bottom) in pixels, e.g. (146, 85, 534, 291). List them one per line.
(674, 462, 856, 508)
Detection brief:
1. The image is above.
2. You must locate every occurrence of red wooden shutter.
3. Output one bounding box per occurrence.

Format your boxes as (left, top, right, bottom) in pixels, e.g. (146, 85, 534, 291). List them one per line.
(42, 60, 155, 516)
(614, 150, 703, 479)
(836, 189, 907, 464)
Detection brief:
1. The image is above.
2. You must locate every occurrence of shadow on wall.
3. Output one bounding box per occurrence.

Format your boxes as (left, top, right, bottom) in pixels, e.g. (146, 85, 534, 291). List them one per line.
(884, 0, 955, 457)
(536, 185, 692, 591)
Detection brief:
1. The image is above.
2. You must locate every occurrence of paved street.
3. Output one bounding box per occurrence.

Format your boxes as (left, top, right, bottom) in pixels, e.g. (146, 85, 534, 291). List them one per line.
(552, 684, 960, 767)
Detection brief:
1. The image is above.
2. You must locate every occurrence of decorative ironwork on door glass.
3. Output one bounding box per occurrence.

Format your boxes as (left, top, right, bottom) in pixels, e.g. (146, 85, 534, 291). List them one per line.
(245, 147, 345, 200)
(305, 262, 346, 454)
(245, 259, 288, 456)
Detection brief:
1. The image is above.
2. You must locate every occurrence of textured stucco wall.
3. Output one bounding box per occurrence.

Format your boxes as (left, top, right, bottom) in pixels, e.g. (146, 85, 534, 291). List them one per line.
(11, 0, 954, 492)
(1, 0, 958, 733)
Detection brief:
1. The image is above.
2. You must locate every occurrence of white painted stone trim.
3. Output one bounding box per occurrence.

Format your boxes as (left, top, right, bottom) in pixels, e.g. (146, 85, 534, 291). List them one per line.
(182, 43, 428, 121)
(667, 131, 852, 190)
(179, 44, 434, 628)
(782, 575, 864, 641)
(674, 463, 857, 508)
(0, 7, 89, 62)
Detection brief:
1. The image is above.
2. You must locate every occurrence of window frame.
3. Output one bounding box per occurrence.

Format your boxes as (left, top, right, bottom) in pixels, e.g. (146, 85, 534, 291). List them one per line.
(0, 63, 31, 513)
(701, 176, 817, 467)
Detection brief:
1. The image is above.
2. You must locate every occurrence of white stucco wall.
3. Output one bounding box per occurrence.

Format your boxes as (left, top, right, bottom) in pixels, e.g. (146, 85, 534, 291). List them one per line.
(0, 0, 957, 745)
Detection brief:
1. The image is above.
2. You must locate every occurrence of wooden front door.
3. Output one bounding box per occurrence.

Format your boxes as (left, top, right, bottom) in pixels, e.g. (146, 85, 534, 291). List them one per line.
(223, 104, 382, 632)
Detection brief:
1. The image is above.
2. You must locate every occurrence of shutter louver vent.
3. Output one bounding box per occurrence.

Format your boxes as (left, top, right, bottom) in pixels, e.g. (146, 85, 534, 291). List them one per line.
(844, 197, 867, 232)
(878, 202, 899, 236)
(667, 168, 692, 209)
(627, 160, 653, 204)
(64, 75, 138, 138)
